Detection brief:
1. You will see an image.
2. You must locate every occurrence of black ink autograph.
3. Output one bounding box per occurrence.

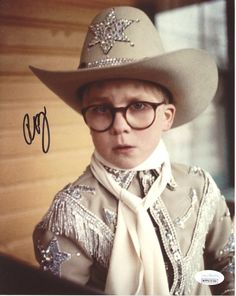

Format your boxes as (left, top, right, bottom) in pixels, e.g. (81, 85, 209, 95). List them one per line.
(23, 106, 50, 153)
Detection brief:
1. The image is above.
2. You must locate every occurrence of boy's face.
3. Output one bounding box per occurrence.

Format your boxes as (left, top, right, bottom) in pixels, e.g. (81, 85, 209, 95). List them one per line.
(82, 79, 176, 169)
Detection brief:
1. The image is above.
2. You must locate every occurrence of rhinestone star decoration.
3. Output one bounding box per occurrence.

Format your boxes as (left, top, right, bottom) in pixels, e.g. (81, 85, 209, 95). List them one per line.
(38, 237, 71, 276)
(88, 8, 139, 55)
(103, 208, 117, 226)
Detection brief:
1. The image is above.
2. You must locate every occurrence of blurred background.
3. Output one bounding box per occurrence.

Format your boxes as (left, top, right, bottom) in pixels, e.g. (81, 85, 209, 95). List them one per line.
(0, 0, 234, 268)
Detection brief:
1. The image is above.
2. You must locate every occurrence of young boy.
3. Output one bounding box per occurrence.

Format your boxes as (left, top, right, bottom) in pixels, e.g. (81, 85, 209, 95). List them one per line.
(30, 6, 234, 295)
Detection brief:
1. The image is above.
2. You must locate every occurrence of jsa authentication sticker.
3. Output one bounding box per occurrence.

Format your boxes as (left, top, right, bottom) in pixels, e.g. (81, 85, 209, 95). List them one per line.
(195, 270, 224, 285)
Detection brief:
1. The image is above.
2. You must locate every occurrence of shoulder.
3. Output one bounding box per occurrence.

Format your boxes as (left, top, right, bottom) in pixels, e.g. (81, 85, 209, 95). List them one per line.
(171, 162, 205, 183)
(34, 166, 116, 265)
(44, 166, 113, 215)
(171, 162, 220, 196)
(37, 165, 116, 230)
(39, 166, 99, 225)
(168, 163, 222, 221)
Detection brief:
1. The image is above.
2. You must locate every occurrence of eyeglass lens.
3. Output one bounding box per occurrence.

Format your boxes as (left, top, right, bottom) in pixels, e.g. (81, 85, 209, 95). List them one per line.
(83, 101, 161, 132)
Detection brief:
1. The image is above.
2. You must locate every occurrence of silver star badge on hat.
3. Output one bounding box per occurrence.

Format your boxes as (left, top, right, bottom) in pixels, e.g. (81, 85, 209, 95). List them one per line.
(88, 8, 139, 54)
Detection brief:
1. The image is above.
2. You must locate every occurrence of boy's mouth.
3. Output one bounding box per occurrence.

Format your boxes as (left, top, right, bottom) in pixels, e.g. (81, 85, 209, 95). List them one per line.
(112, 145, 135, 152)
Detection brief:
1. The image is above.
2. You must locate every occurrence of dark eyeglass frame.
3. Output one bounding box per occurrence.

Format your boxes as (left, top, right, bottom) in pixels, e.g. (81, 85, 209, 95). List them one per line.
(81, 101, 166, 132)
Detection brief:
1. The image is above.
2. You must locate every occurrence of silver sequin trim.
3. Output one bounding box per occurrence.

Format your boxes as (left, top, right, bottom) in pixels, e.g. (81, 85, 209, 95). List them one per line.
(88, 8, 139, 54)
(38, 184, 114, 268)
(151, 198, 185, 295)
(221, 260, 235, 274)
(220, 231, 235, 275)
(174, 188, 198, 229)
(184, 169, 221, 294)
(87, 57, 135, 68)
(221, 232, 235, 256)
(37, 237, 71, 276)
(62, 183, 95, 199)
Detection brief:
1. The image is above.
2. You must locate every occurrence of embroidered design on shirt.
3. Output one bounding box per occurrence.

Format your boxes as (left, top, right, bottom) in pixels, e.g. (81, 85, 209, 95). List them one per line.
(103, 208, 117, 227)
(221, 232, 235, 256)
(88, 8, 139, 54)
(37, 237, 71, 276)
(139, 170, 177, 195)
(38, 186, 114, 268)
(183, 170, 221, 294)
(139, 170, 157, 196)
(167, 178, 178, 191)
(104, 166, 136, 189)
(174, 188, 198, 229)
(220, 232, 235, 257)
(188, 166, 204, 176)
(219, 231, 235, 274)
(221, 259, 235, 274)
(63, 183, 96, 199)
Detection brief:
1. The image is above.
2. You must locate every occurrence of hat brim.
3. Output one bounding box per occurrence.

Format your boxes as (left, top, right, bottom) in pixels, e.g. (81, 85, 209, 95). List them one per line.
(29, 48, 218, 128)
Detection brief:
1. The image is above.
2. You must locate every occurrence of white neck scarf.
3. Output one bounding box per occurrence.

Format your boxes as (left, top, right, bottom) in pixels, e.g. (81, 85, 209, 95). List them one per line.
(90, 140, 171, 295)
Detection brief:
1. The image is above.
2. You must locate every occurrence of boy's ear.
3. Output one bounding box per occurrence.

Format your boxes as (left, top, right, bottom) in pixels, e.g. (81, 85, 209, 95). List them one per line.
(163, 104, 176, 131)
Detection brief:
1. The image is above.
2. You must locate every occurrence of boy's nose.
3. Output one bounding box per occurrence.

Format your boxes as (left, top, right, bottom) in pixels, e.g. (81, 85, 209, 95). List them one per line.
(110, 112, 131, 135)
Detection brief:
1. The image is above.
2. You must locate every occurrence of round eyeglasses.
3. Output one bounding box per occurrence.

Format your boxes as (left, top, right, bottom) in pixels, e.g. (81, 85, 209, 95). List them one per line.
(81, 101, 165, 132)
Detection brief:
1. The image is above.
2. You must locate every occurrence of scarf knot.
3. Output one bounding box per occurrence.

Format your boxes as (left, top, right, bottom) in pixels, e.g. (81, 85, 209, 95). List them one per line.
(120, 188, 143, 213)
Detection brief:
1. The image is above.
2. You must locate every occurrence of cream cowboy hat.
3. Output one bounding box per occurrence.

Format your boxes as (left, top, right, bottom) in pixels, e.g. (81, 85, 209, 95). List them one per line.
(30, 6, 218, 128)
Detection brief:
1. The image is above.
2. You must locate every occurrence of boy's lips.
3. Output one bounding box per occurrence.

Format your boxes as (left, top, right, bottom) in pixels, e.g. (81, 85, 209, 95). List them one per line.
(112, 145, 135, 152)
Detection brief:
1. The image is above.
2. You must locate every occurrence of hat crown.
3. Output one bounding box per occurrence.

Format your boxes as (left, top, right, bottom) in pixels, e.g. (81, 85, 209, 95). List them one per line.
(29, 6, 218, 129)
(79, 6, 165, 69)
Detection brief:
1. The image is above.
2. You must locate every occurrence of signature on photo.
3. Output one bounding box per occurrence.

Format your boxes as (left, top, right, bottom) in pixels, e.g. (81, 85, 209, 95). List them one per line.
(23, 106, 50, 153)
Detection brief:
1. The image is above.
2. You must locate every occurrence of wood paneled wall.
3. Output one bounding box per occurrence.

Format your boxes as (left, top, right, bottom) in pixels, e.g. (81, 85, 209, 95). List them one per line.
(0, 0, 137, 266)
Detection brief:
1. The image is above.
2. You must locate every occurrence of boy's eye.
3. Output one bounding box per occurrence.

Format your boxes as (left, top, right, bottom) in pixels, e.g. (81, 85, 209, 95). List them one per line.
(92, 105, 110, 114)
(130, 102, 150, 111)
